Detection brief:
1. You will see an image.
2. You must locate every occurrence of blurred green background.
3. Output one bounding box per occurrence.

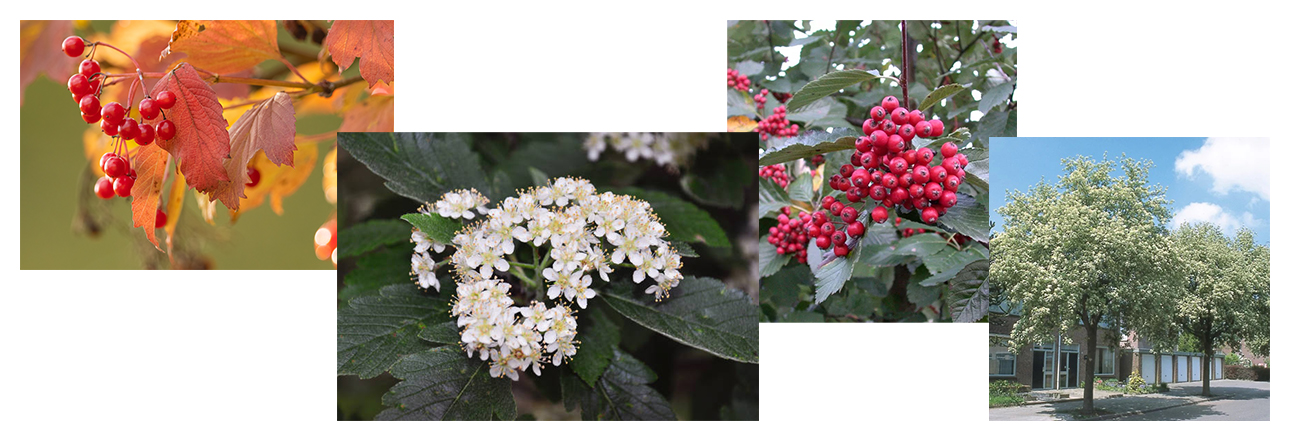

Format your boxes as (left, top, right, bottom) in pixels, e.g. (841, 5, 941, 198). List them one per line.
(20, 20, 338, 270)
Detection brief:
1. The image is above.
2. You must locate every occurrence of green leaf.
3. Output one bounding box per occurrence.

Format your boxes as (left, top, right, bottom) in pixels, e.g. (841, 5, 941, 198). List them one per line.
(758, 129, 860, 166)
(761, 264, 811, 308)
(338, 132, 491, 202)
(911, 127, 969, 150)
(787, 69, 891, 112)
(666, 240, 699, 258)
(728, 88, 757, 118)
(339, 245, 415, 301)
(786, 173, 814, 202)
(601, 278, 759, 363)
(338, 219, 409, 259)
(758, 179, 790, 218)
(922, 241, 989, 277)
(529, 167, 549, 186)
(561, 348, 677, 421)
(785, 97, 833, 123)
(978, 80, 1014, 113)
(965, 158, 989, 187)
(417, 321, 460, 345)
(939, 194, 990, 243)
(570, 307, 621, 387)
(400, 212, 463, 244)
(733, 60, 764, 77)
(758, 238, 791, 278)
(338, 284, 449, 379)
(948, 260, 990, 323)
(813, 243, 858, 304)
(918, 83, 968, 111)
(680, 156, 752, 209)
(618, 189, 730, 248)
(498, 139, 588, 189)
(892, 233, 950, 258)
(375, 346, 516, 420)
(907, 266, 945, 310)
(782, 310, 825, 322)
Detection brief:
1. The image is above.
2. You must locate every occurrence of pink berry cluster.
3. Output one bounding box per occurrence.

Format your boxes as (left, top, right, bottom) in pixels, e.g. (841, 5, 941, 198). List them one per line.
(802, 197, 869, 257)
(727, 68, 751, 92)
(759, 164, 790, 188)
(768, 207, 810, 264)
(755, 106, 799, 140)
(753, 89, 770, 110)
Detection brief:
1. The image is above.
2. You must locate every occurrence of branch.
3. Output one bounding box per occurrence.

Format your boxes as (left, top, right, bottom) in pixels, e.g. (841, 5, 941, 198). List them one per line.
(900, 20, 910, 108)
(765, 20, 777, 65)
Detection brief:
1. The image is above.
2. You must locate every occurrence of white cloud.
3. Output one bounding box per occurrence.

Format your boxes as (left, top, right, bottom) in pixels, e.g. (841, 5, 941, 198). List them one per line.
(1170, 202, 1262, 235)
(1175, 138, 1270, 200)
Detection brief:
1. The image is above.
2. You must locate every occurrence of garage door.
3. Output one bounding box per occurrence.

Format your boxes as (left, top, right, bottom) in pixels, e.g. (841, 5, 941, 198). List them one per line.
(1192, 356, 1202, 381)
(1215, 358, 1223, 379)
(1176, 356, 1188, 382)
(1161, 355, 1174, 383)
(1142, 354, 1156, 384)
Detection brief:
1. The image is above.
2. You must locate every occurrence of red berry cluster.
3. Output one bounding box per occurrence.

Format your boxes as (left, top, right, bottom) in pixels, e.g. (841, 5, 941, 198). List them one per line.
(63, 36, 179, 149)
(768, 207, 811, 263)
(772, 92, 793, 103)
(803, 196, 869, 257)
(992, 36, 1003, 54)
(759, 164, 790, 188)
(94, 152, 167, 228)
(727, 68, 751, 92)
(755, 106, 799, 140)
(810, 154, 825, 167)
(753, 89, 770, 110)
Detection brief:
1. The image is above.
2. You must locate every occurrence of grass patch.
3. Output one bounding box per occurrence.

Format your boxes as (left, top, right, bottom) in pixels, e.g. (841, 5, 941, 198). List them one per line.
(990, 394, 1024, 408)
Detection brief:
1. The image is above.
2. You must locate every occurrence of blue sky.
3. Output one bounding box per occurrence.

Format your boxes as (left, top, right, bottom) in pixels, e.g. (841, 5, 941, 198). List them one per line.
(990, 138, 1271, 245)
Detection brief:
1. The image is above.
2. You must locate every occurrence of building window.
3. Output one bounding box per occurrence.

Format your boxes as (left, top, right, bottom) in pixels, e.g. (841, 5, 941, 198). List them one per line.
(990, 341, 1016, 376)
(1095, 346, 1115, 375)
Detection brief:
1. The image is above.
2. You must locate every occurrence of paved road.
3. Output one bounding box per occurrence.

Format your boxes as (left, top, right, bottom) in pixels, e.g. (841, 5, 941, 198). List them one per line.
(1114, 380, 1269, 421)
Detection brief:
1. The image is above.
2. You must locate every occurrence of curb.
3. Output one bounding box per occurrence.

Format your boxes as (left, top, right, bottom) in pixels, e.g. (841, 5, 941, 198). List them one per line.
(1087, 395, 1225, 421)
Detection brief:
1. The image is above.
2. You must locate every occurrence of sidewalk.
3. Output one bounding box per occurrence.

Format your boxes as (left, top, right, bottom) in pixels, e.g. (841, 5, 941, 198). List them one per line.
(990, 380, 1239, 421)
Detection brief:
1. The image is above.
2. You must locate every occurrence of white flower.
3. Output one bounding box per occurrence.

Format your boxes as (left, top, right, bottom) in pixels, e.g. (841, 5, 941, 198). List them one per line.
(411, 230, 444, 254)
(434, 189, 490, 219)
(411, 252, 440, 291)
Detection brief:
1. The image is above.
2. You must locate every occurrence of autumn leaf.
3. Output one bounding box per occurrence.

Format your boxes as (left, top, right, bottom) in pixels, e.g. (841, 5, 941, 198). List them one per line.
(163, 167, 186, 235)
(209, 91, 297, 210)
(152, 63, 232, 192)
(129, 141, 169, 251)
(162, 20, 281, 74)
(90, 20, 176, 72)
(326, 21, 394, 88)
(230, 140, 317, 221)
(19, 20, 76, 104)
(727, 115, 757, 132)
(323, 146, 337, 204)
(339, 94, 393, 132)
(83, 127, 140, 177)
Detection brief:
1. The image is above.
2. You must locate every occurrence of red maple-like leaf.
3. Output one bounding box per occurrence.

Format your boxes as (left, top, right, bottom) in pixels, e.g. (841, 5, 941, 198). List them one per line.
(129, 141, 169, 251)
(339, 94, 393, 132)
(326, 21, 394, 88)
(152, 63, 232, 192)
(162, 20, 281, 74)
(209, 91, 297, 210)
(19, 20, 76, 104)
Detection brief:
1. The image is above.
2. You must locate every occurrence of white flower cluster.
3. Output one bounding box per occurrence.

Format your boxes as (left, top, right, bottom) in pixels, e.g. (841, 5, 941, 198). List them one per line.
(583, 133, 707, 167)
(435, 189, 490, 219)
(427, 176, 684, 380)
(409, 230, 448, 291)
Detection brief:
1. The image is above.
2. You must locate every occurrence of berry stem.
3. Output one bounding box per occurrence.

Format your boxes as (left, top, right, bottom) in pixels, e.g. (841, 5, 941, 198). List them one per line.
(92, 41, 142, 71)
(900, 20, 911, 109)
(275, 54, 312, 85)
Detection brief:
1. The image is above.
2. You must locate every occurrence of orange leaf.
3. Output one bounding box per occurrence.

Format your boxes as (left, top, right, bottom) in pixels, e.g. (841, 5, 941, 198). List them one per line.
(164, 167, 186, 235)
(129, 141, 168, 251)
(209, 91, 297, 211)
(323, 146, 337, 204)
(19, 20, 76, 105)
(339, 94, 393, 132)
(152, 63, 232, 192)
(727, 115, 758, 132)
(326, 21, 394, 88)
(270, 140, 318, 215)
(162, 20, 281, 74)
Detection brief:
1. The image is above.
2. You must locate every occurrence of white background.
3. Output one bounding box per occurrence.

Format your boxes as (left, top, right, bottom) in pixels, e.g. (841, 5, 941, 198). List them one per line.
(4, 0, 1285, 436)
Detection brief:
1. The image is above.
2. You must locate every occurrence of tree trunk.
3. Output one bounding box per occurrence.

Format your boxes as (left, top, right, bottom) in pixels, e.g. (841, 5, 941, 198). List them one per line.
(1083, 323, 1097, 414)
(1201, 320, 1212, 397)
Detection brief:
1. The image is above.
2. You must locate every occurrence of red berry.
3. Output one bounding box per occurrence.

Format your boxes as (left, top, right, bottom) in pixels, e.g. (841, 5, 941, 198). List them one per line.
(929, 166, 948, 182)
(79, 59, 100, 78)
(62, 36, 85, 57)
(881, 96, 900, 112)
(939, 191, 958, 208)
(898, 124, 916, 141)
(916, 148, 935, 165)
(940, 142, 959, 158)
(908, 110, 925, 125)
(69, 74, 94, 97)
(930, 119, 945, 137)
(156, 120, 176, 141)
(862, 119, 881, 135)
(880, 119, 898, 135)
(833, 244, 850, 257)
(118, 118, 140, 141)
(155, 209, 168, 228)
(881, 173, 898, 189)
(847, 221, 865, 238)
(859, 151, 878, 169)
(869, 184, 888, 200)
(926, 182, 944, 200)
(845, 186, 863, 203)
(135, 123, 155, 146)
(139, 98, 160, 121)
(889, 157, 909, 175)
(872, 206, 889, 223)
(870, 106, 887, 120)
(889, 187, 909, 204)
(841, 206, 858, 223)
(78, 94, 100, 115)
(909, 183, 925, 199)
(820, 222, 835, 237)
(816, 236, 831, 249)
(101, 102, 126, 125)
(81, 111, 101, 124)
(851, 168, 871, 188)
(100, 118, 119, 136)
(921, 207, 940, 224)
(912, 165, 930, 184)
(945, 174, 962, 192)
(831, 230, 847, 245)
(812, 211, 828, 226)
(155, 91, 177, 109)
(113, 175, 135, 198)
(914, 121, 933, 138)
(94, 176, 114, 199)
(829, 201, 843, 216)
(886, 135, 905, 153)
(244, 167, 262, 187)
(103, 156, 128, 178)
(891, 108, 910, 124)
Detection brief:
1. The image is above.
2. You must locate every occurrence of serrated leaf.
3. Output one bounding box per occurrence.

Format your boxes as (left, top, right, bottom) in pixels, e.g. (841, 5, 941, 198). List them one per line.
(892, 233, 950, 258)
(939, 194, 990, 243)
(127, 141, 167, 250)
(758, 129, 860, 166)
(922, 241, 989, 276)
(417, 321, 460, 345)
(758, 238, 791, 278)
(401, 212, 463, 244)
(602, 278, 758, 363)
(911, 127, 969, 150)
(375, 346, 516, 421)
(679, 156, 751, 209)
(978, 80, 1014, 113)
(209, 91, 296, 210)
(570, 307, 620, 387)
(563, 348, 677, 421)
(728, 89, 757, 118)
(782, 310, 824, 322)
(918, 83, 968, 111)
(666, 240, 698, 258)
(327, 20, 394, 88)
(907, 266, 945, 310)
(758, 178, 790, 218)
(948, 260, 990, 322)
(787, 69, 891, 112)
(338, 132, 490, 202)
(965, 158, 989, 186)
(813, 240, 860, 304)
(339, 94, 394, 132)
(152, 63, 232, 192)
(617, 189, 730, 248)
(338, 219, 409, 259)
(163, 20, 281, 74)
(761, 264, 811, 308)
(732, 60, 764, 77)
(727, 115, 757, 132)
(785, 97, 833, 123)
(786, 173, 813, 202)
(340, 245, 415, 300)
(338, 284, 448, 379)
